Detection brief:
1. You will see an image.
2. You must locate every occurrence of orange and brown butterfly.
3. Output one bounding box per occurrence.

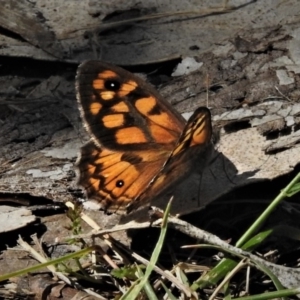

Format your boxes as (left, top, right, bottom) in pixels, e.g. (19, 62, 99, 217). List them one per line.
(75, 60, 213, 214)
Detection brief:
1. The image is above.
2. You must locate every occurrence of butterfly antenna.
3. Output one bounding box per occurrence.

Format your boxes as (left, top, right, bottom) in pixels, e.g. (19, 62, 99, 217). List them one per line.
(196, 172, 204, 208)
(204, 73, 211, 108)
(211, 151, 236, 186)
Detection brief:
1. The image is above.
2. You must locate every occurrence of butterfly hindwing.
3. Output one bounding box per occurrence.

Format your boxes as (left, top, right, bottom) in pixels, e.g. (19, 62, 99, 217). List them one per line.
(77, 141, 169, 213)
(127, 107, 213, 212)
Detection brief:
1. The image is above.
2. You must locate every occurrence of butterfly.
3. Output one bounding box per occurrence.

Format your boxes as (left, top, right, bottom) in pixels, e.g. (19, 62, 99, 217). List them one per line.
(75, 60, 213, 214)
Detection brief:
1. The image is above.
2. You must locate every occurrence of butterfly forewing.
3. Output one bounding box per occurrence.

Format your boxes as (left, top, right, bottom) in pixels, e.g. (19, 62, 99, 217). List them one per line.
(76, 61, 185, 152)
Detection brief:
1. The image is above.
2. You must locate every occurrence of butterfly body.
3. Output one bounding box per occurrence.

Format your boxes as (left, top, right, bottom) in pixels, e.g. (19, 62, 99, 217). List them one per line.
(76, 61, 212, 214)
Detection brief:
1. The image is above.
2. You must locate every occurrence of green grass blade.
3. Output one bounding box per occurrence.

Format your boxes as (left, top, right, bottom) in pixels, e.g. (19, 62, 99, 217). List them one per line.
(192, 173, 300, 290)
(236, 172, 300, 248)
(0, 246, 95, 282)
(136, 264, 158, 300)
(121, 201, 171, 300)
(161, 281, 178, 300)
(233, 288, 300, 300)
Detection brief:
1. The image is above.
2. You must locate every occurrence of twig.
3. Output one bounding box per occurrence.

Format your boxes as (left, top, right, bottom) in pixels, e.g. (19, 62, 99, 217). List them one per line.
(65, 207, 300, 289)
(275, 86, 292, 102)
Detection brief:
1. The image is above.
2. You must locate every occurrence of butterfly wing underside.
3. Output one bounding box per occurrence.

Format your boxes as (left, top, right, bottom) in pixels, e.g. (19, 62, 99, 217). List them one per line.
(76, 60, 187, 213)
(127, 107, 213, 212)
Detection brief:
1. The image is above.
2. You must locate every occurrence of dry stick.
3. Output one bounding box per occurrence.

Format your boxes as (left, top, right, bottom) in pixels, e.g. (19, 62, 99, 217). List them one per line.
(65, 215, 194, 297)
(70, 213, 300, 289)
(130, 251, 195, 298)
(66, 201, 127, 268)
(64, 199, 300, 290)
(275, 86, 293, 102)
(166, 214, 300, 289)
(72, 6, 234, 34)
(65, 219, 157, 241)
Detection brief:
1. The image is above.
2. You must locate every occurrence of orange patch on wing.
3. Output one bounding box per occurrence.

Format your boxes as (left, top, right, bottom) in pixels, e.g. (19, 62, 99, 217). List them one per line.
(135, 96, 156, 114)
(98, 70, 117, 78)
(124, 172, 153, 198)
(101, 91, 115, 100)
(111, 102, 130, 112)
(118, 80, 138, 97)
(152, 173, 166, 188)
(135, 97, 180, 132)
(172, 139, 187, 156)
(102, 161, 129, 179)
(147, 112, 171, 127)
(124, 182, 143, 200)
(93, 79, 105, 89)
(89, 102, 102, 115)
(149, 124, 177, 144)
(191, 122, 210, 146)
(102, 114, 125, 128)
(95, 152, 122, 170)
(87, 164, 96, 175)
(134, 149, 165, 162)
(107, 165, 139, 198)
(115, 127, 147, 144)
(91, 148, 100, 156)
(100, 148, 118, 157)
(89, 177, 100, 190)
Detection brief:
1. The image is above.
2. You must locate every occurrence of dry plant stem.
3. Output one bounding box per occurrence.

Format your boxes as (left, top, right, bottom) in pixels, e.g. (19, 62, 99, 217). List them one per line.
(65, 207, 300, 288)
(17, 236, 106, 300)
(208, 258, 248, 300)
(275, 86, 292, 102)
(245, 265, 250, 294)
(177, 262, 210, 272)
(67, 216, 300, 284)
(31, 234, 47, 259)
(79, 6, 234, 34)
(66, 201, 125, 268)
(65, 219, 160, 240)
(130, 250, 193, 297)
(105, 220, 194, 297)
